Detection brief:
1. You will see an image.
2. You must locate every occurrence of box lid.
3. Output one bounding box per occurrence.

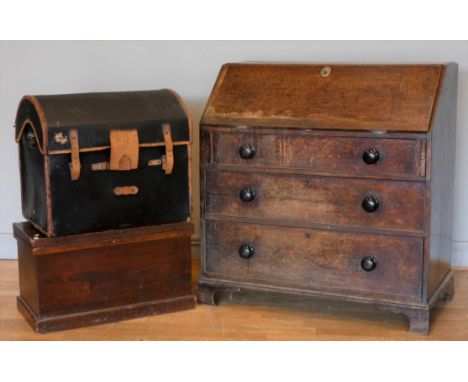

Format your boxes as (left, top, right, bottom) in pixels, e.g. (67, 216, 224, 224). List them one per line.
(13, 221, 194, 256)
(201, 63, 445, 132)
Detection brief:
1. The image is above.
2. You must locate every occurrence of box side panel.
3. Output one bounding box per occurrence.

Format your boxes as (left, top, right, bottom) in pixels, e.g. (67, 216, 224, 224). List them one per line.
(17, 237, 39, 314)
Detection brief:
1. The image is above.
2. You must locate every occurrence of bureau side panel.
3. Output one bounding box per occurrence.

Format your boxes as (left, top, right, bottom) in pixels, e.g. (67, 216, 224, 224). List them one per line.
(200, 125, 212, 272)
(427, 63, 458, 299)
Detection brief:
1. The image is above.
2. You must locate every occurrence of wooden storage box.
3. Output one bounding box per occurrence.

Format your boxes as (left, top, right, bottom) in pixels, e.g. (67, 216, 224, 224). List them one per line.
(14, 221, 195, 333)
(198, 63, 458, 334)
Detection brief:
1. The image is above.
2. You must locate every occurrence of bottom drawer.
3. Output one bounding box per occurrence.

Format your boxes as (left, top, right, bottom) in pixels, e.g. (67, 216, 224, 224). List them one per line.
(203, 220, 423, 302)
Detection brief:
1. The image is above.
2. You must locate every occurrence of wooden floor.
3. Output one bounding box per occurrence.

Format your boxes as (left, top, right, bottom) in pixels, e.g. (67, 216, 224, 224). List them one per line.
(1, 257, 468, 340)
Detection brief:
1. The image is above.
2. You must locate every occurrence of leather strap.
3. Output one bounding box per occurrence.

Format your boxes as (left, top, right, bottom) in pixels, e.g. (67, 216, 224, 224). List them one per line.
(110, 129, 139, 170)
(162, 123, 174, 175)
(113, 185, 139, 196)
(69, 129, 81, 181)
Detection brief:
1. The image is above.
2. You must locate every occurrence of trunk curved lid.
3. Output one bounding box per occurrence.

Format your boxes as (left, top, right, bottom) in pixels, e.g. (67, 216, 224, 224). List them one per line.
(15, 89, 191, 155)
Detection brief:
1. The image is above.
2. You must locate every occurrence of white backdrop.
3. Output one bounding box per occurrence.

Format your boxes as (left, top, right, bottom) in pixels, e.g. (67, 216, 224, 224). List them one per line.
(1, 41, 467, 264)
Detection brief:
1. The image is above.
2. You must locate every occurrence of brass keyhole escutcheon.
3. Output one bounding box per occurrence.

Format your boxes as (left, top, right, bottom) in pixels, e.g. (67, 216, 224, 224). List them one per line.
(320, 66, 332, 78)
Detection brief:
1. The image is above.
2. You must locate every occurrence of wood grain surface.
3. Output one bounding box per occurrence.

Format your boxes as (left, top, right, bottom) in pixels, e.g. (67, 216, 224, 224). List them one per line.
(14, 222, 194, 333)
(211, 130, 424, 179)
(199, 63, 457, 335)
(1, 256, 467, 340)
(205, 169, 426, 233)
(202, 64, 443, 132)
(203, 220, 423, 302)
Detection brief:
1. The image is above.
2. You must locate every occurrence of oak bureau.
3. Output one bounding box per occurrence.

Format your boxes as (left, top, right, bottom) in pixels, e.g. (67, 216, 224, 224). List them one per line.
(197, 63, 458, 334)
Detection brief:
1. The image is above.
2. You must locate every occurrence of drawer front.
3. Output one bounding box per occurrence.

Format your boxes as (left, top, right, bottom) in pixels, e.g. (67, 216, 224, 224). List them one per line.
(205, 170, 426, 233)
(211, 132, 424, 178)
(204, 220, 423, 302)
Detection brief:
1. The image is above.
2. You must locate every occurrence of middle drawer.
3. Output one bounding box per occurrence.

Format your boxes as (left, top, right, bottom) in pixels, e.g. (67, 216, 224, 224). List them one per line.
(205, 169, 426, 233)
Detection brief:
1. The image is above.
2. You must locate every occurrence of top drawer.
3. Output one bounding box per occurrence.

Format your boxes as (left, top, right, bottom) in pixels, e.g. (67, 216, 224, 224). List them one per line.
(210, 130, 425, 179)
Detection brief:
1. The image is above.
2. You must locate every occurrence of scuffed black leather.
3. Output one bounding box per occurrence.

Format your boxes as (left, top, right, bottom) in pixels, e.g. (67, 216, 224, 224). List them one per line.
(15, 90, 191, 236)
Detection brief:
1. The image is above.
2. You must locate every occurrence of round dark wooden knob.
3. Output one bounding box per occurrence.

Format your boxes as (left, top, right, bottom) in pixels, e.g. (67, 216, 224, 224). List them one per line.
(363, 148, 380, 165)
(239, 244, 255, 259)
(239, 144, 256, 159)
(361, 256, 377, 272)
(362, 196, 379, 213)
(239, 187, 256, 202)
